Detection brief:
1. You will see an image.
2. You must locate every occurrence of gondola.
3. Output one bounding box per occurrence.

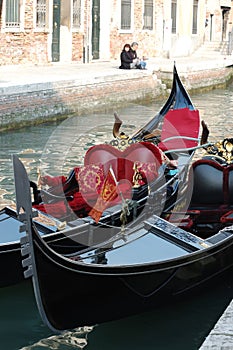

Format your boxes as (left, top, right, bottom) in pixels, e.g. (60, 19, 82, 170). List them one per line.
(15, 136, 233, 333)
(13, 64, 233, 332)
(1, 63, 202, 288)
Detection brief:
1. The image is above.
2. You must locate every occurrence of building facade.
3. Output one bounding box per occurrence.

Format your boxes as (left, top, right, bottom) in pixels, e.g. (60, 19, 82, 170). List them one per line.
(0, 0, 232, 66)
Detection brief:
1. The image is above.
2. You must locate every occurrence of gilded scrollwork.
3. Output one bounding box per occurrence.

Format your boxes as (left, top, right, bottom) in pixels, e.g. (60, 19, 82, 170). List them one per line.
(205, 138, 233, 164)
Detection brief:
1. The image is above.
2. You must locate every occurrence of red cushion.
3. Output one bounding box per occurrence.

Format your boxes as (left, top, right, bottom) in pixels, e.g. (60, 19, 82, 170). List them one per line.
(68, 192, 93, 213)
(158, 108, 200, 151)
(33, 202, 68, 218)
(84, 142, 163, 182)
(75, 163, 105, 194)
(91, 179, 132, 215)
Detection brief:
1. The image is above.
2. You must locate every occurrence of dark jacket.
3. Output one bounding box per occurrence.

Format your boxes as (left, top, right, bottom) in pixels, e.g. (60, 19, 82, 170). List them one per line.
(130, 49, 138, 59)
(119, 50, 133, 69)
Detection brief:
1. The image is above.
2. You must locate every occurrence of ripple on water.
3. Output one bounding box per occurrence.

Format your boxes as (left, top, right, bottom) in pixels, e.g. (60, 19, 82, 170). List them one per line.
(19, 327, 94, 350)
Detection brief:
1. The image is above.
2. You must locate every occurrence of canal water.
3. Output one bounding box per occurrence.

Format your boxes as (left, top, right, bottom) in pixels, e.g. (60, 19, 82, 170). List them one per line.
(1, 84, 233, 349)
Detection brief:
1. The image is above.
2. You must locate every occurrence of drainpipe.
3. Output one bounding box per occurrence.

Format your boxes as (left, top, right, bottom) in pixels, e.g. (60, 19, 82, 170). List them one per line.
(228, 31, 233, 55)
(210, 14, 214, 41)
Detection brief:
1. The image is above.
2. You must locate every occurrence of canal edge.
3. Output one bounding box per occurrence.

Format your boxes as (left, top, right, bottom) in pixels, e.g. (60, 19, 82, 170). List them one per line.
(199, 298, 233, 349)
(1, 58, 233, 132)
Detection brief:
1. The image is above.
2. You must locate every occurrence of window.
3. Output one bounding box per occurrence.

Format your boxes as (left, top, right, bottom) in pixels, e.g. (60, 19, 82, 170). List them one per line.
(171, 0, 177, 34)
(73, 0, 81, 29)
(143, 0, 153, 30)
(121, 0, 131, 30)
(192, 0, 198, 34)
(5, 0, 20, 28)
(36, 0, 46, 28)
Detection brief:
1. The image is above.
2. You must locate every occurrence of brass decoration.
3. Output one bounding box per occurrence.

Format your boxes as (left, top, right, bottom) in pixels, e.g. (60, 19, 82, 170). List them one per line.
(34, 212, 66, 230)
(110, 111, 135, 150)
(199, 241, 211, 248)
(132, 163, 143, 188)
(120, 198, 130, 235)
(109, 137, 134, 151)
(205, 138, 233, 164)
(111, 111, 161, 150)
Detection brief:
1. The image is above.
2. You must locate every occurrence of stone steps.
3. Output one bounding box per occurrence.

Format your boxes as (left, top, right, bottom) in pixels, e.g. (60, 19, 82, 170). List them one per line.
(193, 41, 229, 58)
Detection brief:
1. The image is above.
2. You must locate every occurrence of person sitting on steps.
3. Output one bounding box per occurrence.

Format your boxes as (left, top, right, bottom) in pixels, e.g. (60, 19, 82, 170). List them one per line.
(119, 43, 145, 70)
(130, 42, 147, 70)
(119, 43, 138, 69)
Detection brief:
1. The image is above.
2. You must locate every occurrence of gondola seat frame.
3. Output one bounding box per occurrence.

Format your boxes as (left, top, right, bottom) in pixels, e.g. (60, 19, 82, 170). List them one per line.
(183, 158, 233, 236)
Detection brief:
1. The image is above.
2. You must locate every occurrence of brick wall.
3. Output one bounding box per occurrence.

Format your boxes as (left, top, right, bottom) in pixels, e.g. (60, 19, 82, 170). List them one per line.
(72, 33, 84, 62)
(0, 0, 49, 65)
(0, 32, 48, 65)
(109, 0, 164, 60)
(0, 0, 232, 66)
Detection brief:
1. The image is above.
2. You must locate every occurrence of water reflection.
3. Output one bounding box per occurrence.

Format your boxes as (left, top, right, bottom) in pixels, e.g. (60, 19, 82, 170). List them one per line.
(38, 108, 155, 179)
(20, 327, 93, 349)
(0, 124, 55, 207)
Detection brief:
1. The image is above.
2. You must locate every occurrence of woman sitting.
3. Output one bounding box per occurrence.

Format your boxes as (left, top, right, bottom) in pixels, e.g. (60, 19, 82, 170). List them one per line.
(119, 43, 141, 70)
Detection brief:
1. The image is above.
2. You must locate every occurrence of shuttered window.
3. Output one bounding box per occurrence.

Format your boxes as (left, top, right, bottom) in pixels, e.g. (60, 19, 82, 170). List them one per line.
(121, 0, 131, 30)
(171, 0, 177, 34)
(192, 0, 198, 34)
(73, 0, 81, 29)
(36, 0, 46, 28)
(5, 0, 20, 28)
(143, 0, 153, 30)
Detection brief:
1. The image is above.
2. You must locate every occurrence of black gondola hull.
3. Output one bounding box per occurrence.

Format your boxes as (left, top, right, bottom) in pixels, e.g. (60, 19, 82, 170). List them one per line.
(29, 223, 233, 331)
(0, 207, 87, 287)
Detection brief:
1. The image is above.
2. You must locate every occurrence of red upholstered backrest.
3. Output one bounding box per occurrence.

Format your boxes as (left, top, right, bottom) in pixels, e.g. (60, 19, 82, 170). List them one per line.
(84, 142, 162, 182)
(84, 145, 116, 170)
(158, 108, 200, 151)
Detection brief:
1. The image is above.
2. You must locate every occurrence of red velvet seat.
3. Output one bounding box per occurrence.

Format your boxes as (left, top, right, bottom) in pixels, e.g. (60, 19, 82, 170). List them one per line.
(34, 142, 164, 220)
(84, 141, 163, 182)
(158, 108, 200, 152)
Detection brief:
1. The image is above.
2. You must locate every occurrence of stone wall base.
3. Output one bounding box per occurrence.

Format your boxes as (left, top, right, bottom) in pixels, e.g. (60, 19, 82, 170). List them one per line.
(1, 66, 233, 132)
(158, 66, 233, 93)
(0, 73, 166, 132)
